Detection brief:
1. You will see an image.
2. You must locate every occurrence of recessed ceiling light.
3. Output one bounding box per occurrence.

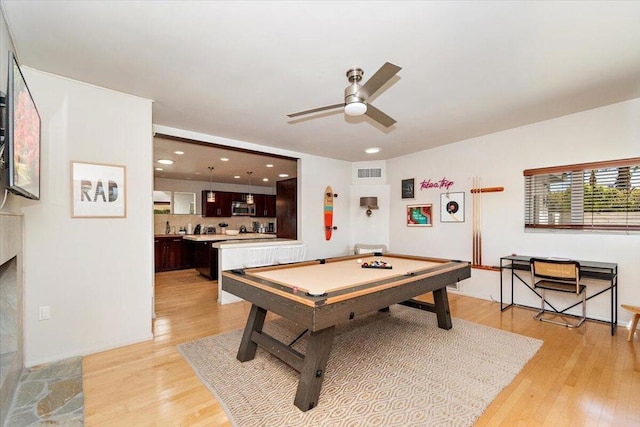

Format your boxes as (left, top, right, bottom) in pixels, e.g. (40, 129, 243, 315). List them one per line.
(157, 159, 174, 165)
(365, 147, 381, 154)
(266, 164, 274, 168)
(262, 178, 269, 182)
(234, 175, 240, 179)
(155, 167, 164, 171)
(174, 150, 184, 155)
(279, 174, 289, 178)
(220, 158, 229, 161)
(193, 171, 201, 175)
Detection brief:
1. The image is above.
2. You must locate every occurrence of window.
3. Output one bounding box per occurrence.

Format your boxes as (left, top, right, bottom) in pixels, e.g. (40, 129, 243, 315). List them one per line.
(524, 158, 640, 231)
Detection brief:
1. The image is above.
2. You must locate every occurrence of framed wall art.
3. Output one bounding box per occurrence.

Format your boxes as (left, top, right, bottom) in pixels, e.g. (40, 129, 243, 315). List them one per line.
(401, 178, 414, 199)
(406, 204, 432, 227)
(440, 192, 465, 222)
(71, 161, 126, 218)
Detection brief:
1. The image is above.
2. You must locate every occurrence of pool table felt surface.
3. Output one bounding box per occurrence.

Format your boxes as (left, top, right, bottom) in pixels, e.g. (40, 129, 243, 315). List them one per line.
(248, 255, 443, 296)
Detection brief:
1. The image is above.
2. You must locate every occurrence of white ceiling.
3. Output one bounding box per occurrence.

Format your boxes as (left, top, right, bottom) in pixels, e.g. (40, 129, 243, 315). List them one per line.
(3, 1, 640, 177)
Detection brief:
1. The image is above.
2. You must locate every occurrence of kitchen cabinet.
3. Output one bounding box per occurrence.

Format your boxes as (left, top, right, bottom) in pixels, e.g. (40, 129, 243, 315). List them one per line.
(154, 235, 185, 272)
(183, 240, 195, 269)
(202, 191, 232, 217)
(194, 240, 222, 279)
(231, 192, 249, 202)
(202, 190, 274, 218)
(277, 178, 297, 239)
(254, 194, 276, 217)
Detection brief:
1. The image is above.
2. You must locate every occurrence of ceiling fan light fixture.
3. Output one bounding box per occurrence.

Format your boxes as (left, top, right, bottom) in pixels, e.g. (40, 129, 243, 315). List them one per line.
(345, 101, 367, 116)
(287, 62, 400, 127)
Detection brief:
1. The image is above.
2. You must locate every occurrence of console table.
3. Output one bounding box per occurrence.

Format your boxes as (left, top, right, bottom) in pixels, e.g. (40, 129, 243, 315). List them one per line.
(499, 255, 618, 335)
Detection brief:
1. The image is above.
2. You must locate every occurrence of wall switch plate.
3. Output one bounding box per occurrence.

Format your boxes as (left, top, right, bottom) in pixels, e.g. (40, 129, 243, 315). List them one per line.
(39, 306, 50, 321)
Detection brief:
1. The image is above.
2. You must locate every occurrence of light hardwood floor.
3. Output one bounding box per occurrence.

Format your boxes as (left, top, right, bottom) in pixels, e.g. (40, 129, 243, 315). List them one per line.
(83, 269, 639, 426)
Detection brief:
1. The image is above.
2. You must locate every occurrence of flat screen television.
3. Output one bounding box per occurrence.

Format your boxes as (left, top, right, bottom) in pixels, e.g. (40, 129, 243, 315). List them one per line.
(1, 51, 41, 200)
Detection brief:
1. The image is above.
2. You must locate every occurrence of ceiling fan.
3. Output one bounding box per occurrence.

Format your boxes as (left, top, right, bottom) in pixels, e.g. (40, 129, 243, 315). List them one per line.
(287, 62, 402, 128)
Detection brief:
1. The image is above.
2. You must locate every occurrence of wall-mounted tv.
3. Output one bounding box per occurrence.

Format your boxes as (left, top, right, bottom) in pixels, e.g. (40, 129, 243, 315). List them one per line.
(0, 51, 41, 200)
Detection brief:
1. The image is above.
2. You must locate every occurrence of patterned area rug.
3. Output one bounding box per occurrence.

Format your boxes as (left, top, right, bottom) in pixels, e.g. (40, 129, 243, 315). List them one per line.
(178, 305, 542, 426)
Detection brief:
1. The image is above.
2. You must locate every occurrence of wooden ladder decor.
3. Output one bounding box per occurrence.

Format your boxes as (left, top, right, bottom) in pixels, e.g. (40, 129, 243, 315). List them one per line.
(471, 178, 504, 271)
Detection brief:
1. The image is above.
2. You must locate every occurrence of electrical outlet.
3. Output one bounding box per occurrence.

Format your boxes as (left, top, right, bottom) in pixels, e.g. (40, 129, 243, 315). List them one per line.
(39, 306, 50, 321)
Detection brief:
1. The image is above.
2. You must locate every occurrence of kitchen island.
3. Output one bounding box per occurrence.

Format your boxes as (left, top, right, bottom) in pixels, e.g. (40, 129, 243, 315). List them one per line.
(213, 239, 306, 304)
(183, 233, 277, 279)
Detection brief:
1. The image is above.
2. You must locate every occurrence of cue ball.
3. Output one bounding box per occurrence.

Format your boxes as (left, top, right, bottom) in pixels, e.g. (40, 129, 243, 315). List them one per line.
(357, 259, 362, 264)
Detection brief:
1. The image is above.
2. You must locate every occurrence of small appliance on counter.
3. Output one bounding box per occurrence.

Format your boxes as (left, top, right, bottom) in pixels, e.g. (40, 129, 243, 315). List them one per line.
(194, 224, 201, 235)
(239, 225, 247, 233)
(267, 223, 275, 233)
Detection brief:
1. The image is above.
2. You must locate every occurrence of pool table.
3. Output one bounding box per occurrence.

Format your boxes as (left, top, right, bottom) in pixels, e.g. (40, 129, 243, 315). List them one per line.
(221, 253, 471, 412)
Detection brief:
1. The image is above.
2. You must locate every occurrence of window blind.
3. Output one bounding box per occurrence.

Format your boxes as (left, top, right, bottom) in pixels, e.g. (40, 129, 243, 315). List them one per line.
(524, 158, 640, 231)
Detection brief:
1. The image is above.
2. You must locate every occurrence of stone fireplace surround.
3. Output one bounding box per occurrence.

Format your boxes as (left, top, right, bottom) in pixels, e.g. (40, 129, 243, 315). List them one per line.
(0, 212, 23, 427)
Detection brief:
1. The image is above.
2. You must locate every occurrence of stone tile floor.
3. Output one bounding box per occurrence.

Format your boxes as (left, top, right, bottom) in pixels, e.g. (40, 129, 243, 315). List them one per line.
(5, 356, 83, 426)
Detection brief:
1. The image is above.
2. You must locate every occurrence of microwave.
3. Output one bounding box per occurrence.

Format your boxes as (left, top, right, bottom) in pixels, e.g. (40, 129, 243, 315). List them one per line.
(231, 201, 256, 216)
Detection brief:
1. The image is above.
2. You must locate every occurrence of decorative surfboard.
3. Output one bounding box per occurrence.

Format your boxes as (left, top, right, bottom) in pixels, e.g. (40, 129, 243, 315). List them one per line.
(324, 186, 334, 240)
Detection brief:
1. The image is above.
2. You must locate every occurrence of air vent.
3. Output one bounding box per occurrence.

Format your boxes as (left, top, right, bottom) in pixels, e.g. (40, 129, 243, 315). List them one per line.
(357, 168, 382, 179)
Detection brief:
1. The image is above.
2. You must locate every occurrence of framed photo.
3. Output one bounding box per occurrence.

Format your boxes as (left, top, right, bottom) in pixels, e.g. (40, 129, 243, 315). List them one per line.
(401, 178, 414, 199)
(407, 204, 432, 227)
(440, 192, 465, 223)
(72, 161, 126, 218)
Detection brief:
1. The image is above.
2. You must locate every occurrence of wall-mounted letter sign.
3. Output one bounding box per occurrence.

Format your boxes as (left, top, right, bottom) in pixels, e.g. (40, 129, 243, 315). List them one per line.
(72, 161, 126, 218)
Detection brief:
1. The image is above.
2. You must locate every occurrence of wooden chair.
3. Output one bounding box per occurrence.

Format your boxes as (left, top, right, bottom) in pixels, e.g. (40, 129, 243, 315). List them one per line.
(530, 258, 586, 328)
(621, 304, 640, 342)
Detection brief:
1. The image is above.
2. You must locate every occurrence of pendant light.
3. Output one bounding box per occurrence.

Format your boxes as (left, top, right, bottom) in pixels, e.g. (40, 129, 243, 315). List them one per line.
(207, 166, 215, 202)
(246, 171, 254, 205)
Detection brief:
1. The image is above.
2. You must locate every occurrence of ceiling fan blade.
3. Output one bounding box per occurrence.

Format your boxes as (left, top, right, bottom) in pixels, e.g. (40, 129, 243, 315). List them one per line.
(364, 104, 396, 128)
(287, 103, 345, 118)
(357, 62, 402, 100)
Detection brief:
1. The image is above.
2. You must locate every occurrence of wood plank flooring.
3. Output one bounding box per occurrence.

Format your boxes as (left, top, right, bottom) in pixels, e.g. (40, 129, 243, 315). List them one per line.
(83, 269, 639, 426)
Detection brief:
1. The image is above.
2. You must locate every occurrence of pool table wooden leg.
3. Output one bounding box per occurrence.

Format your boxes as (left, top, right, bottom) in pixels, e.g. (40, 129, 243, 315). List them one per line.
(433, 287, 452, 330)
(237, 304, 267, 362)
(294, 326, 336, 412)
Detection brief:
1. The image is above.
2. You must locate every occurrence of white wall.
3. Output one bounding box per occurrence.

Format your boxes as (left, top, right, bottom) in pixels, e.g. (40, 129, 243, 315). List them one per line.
(20, 70, 154, 366)
(349, 161, 390, 252)
(387, 98, 640, 324)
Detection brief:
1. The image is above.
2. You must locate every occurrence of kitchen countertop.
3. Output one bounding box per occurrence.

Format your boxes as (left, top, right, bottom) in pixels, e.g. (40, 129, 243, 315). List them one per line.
(211, 238, 300, 249)
(182, 233, 277, 242)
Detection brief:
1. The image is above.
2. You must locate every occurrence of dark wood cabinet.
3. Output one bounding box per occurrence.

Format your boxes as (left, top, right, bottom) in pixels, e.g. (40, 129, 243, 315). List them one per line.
(194, 240, 213, 278)
(183, 240, 195, 269)
(254, 194, 276, 217)
(202, 191, 232, 217)
(202, 190, 275, 218)
(194, 240, 224, 279)
(154, 236, 185, 272)
(276, 178, 297, 239)
(154, 239, 163, 271)
(231, 192, 249, 202)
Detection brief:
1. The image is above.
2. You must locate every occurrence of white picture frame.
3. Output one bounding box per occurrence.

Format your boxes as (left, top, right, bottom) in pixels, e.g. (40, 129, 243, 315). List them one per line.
(71, 161, 126, 218)
(440, 192, 464, 223)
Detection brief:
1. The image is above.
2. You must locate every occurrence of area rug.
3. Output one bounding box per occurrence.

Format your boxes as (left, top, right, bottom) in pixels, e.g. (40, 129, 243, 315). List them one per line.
(178, 305, 542, 426)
